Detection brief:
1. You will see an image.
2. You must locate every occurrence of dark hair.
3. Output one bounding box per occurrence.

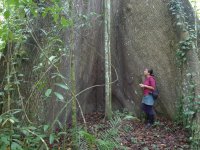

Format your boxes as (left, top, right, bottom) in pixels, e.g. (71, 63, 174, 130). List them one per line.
(148, 69, 154, 76)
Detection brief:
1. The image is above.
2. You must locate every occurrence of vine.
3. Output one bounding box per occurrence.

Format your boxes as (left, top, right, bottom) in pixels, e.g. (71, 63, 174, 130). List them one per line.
(169, 0, 196, 66)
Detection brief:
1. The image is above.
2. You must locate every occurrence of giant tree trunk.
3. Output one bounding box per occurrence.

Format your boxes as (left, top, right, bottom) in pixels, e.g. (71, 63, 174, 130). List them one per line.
(24, 0, 183, 122)
(16, 0, 199, 139)
(175, 0, 200, 147)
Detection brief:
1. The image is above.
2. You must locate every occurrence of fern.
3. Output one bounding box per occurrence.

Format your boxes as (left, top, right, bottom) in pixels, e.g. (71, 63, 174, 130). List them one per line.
(96, 115, 126, 150)
(77, 115, 127, 150)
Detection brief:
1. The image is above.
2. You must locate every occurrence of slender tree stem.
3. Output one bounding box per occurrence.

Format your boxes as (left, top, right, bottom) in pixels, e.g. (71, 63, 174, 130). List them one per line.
(104, 0, 112, 119)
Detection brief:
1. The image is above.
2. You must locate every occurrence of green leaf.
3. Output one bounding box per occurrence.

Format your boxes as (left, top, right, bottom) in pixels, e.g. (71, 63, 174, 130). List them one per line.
(61, 17, 67, 27)
(176, 22, 182, 26)
(58, 132, 67, 136)
(0, 40, 6, 51)
(12, 134, 21, 139)
(123, 115, 138, 121)
(53, 13, 59, 23)
(7, 0, 19, 6)
(21, 129, 29, 136)
(143, 147, 149, 150)
(42, 8, 49, 17)
(9, 118, 15, 124)
(14, 80, 20, 85)
(40, 29, 48, 36)
(61, 17, 72, 27)
(51, 73, 66, 79)
(0, 92, 4, 96)
(48, 56, 56, 63)
(49, 134, 54, 144)
(11, 142, 23, 150)
(2, 119, 9, 126)
(56, 120, 63, 129)
(43, 125, 49, 132)
(28, 126, 37, 130)
(30, 6, 38, 17)
(79, 131, 96, 144)
(12, 109, 22, 115)
(184, 111, 195, 115)
(55, 83, 69, 90)
(4, 10, 10, 19)
(8, 31, 14, 40)
(18, 74, 24, 77)
(45, 89, 52, 97)
(0, 136, 10, 145)
(54, 92, 64, 101)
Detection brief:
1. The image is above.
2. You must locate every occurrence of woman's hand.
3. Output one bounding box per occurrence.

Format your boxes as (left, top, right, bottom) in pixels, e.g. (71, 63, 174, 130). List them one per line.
(139, 84, 145, 88)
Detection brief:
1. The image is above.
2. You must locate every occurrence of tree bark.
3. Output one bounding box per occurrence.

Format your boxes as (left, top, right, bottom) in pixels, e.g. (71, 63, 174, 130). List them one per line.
(104, 0, 112, 119)
(69, 0, 78, 149)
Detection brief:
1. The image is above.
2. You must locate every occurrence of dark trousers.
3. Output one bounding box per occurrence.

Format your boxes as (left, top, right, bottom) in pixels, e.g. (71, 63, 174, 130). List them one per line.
(141, 103, 155, 124)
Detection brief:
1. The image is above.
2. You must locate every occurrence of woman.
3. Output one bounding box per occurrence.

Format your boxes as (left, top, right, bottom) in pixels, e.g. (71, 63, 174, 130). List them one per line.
(139, 68, 156, 127)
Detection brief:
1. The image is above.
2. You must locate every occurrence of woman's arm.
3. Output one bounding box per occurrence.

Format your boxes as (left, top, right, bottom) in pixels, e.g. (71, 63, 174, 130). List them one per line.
(139, 84, 154, 90)
(144, 84, 154, 90)
(139, 76, 156, 90)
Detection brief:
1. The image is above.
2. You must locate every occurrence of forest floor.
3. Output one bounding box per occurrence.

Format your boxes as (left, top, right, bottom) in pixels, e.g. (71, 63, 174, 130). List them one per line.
(79, 112, 190, 150)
